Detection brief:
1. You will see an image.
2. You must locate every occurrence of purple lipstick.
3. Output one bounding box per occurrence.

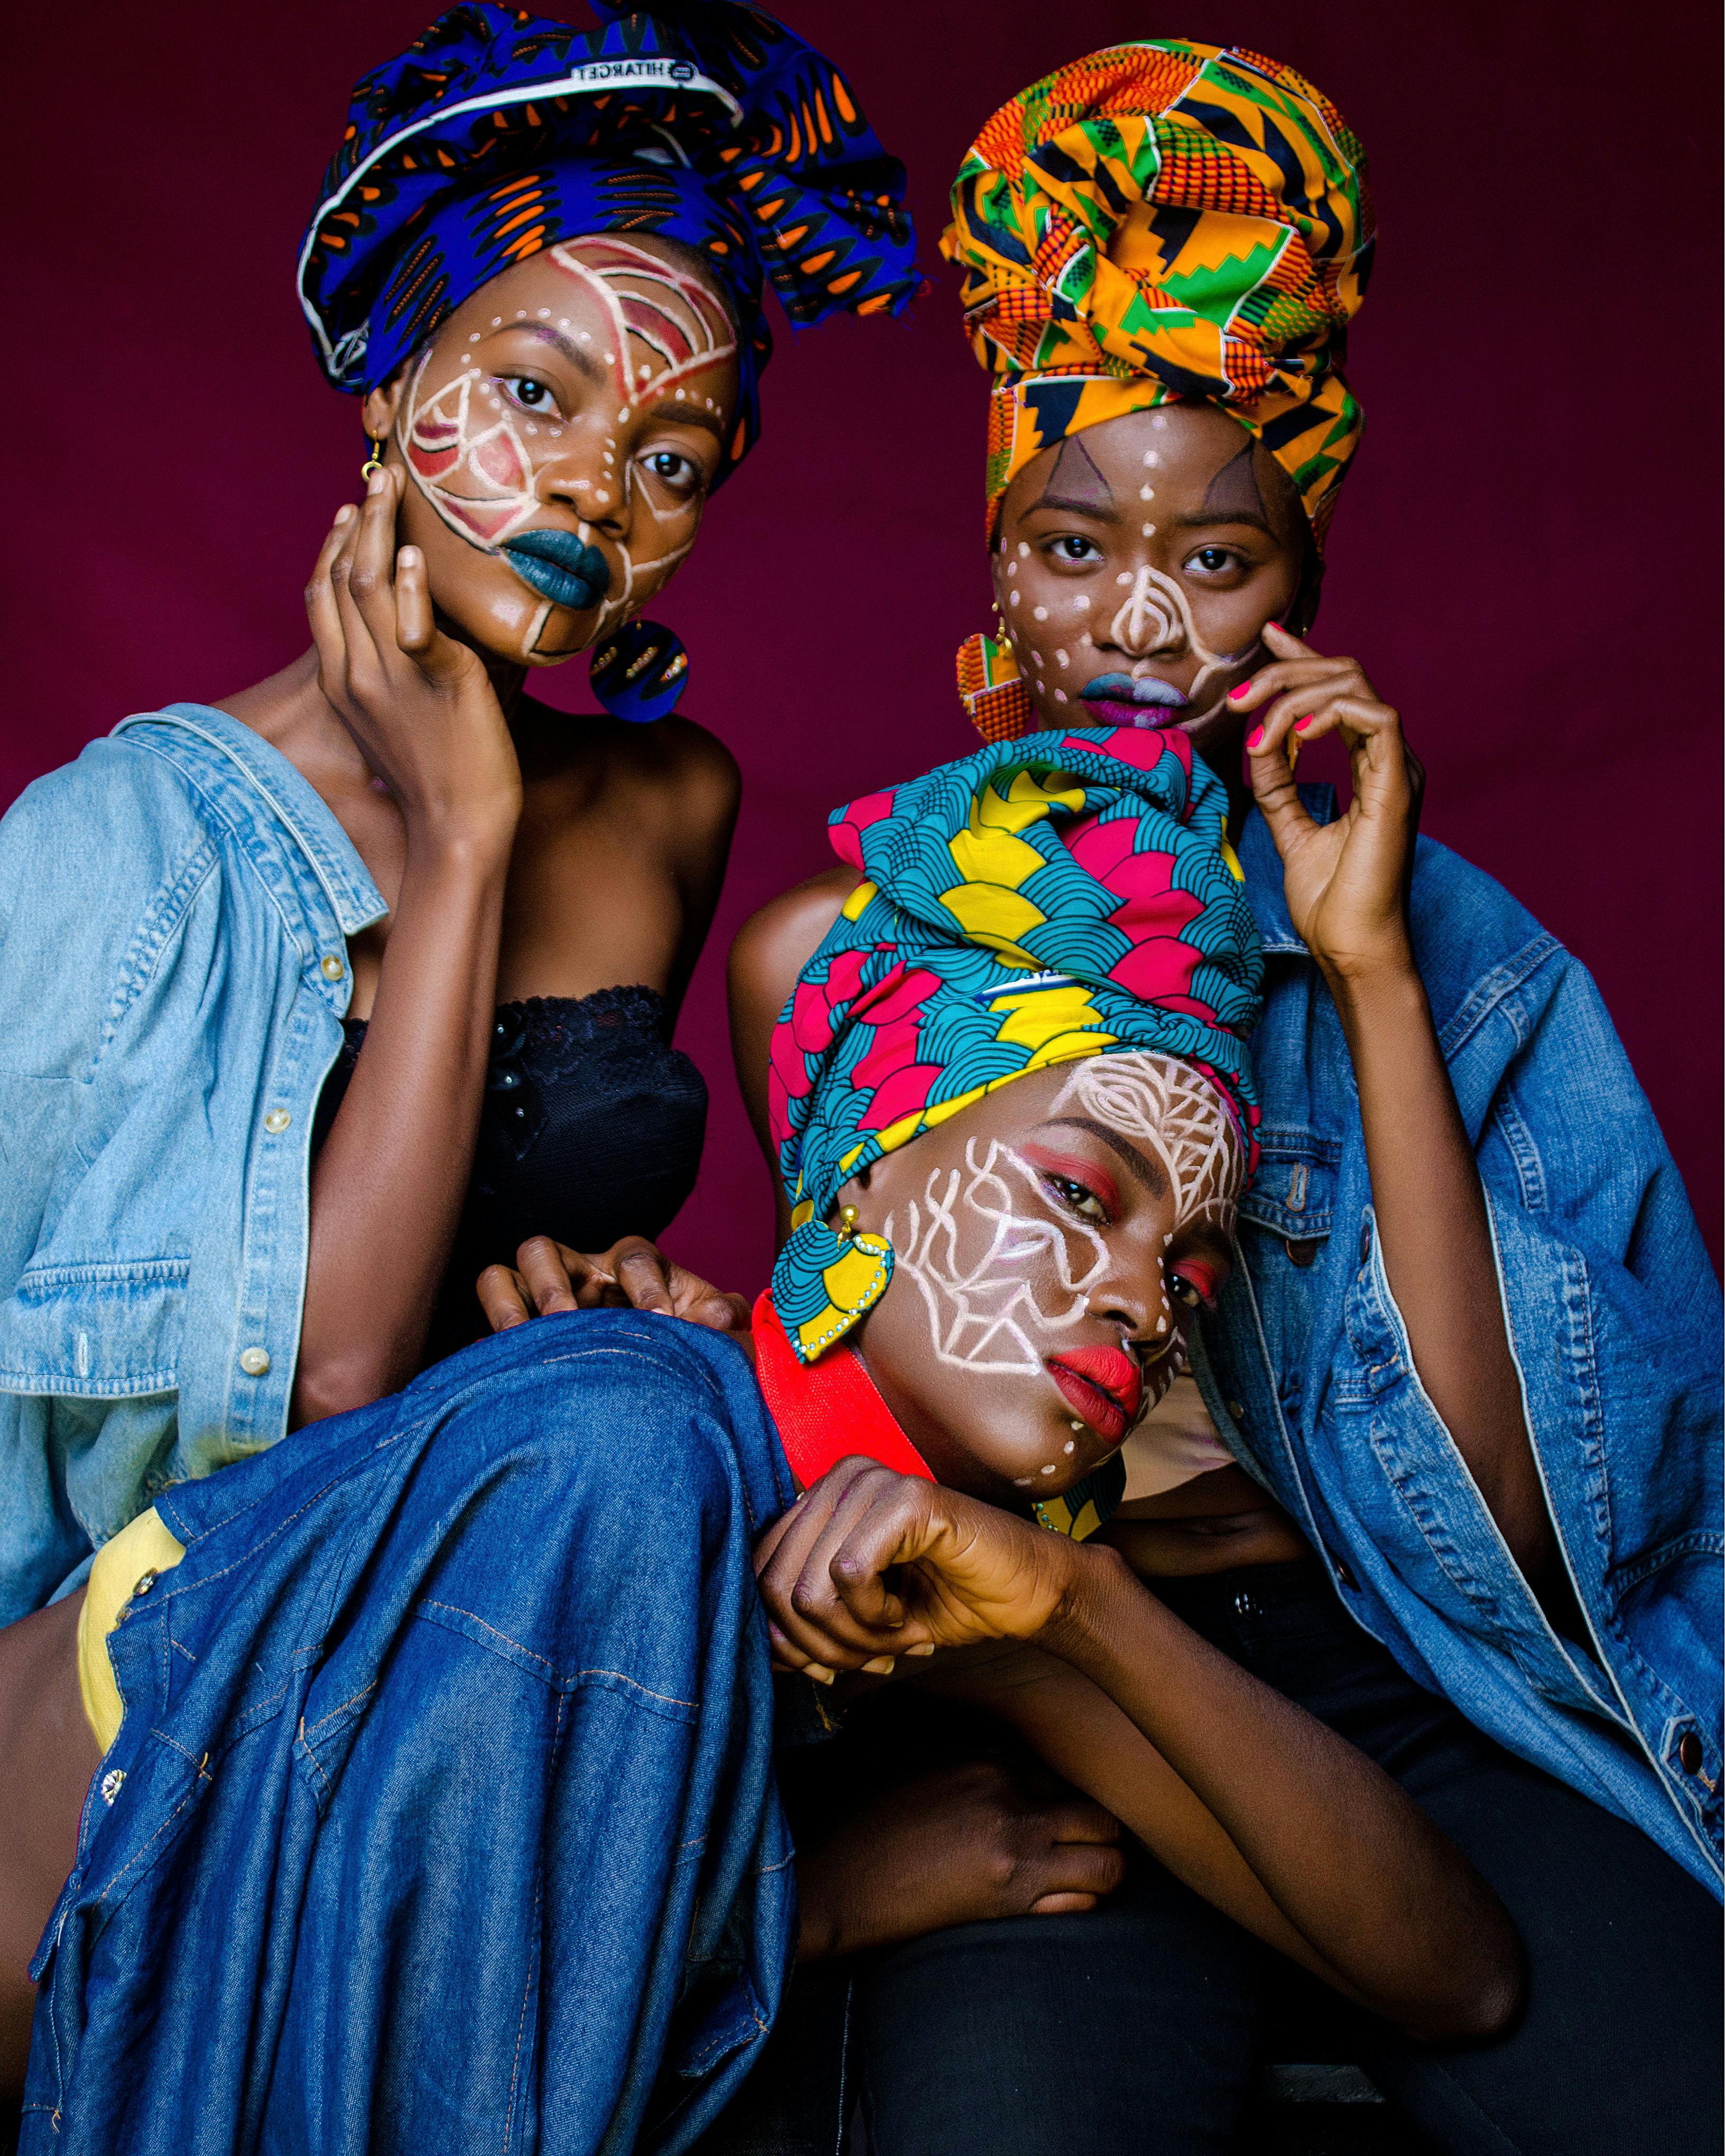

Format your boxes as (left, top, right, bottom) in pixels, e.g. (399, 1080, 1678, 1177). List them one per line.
(1079, 673, 1189, 730)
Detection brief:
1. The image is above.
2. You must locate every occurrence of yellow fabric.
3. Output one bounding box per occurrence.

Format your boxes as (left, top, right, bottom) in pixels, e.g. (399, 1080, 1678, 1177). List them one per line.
(77, 1507, 186, 1753)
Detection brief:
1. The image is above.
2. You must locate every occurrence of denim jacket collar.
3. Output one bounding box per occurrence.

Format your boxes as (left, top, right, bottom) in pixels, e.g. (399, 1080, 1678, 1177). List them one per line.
(114, 703, 386, 937)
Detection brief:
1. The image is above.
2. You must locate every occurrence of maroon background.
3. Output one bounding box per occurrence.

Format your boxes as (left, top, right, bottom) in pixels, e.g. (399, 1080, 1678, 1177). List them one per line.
(11, 2, 1720, 1296)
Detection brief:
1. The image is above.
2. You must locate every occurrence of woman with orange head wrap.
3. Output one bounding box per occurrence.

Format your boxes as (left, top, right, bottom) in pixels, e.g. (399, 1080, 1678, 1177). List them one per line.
(716, 37, 1720, 2156)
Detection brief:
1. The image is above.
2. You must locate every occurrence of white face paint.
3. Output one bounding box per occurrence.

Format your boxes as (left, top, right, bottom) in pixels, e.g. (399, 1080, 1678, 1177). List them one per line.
(1049, 1052, 1244, 1231)
(396, 237, 736, 661)
(884, 1137, 1108, 1376)
(1105, 564, 1249, 717)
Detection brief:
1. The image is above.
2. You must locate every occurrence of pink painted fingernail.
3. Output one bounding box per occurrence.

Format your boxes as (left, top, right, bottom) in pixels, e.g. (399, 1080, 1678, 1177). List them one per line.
(1229, 682, 1252, 701)
(1294, 714, 1314, 732)
(1246, 725, 1265, 750)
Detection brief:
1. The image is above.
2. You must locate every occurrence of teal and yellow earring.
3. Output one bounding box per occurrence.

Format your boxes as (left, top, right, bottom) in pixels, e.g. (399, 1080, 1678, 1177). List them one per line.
(589, 619, 690, 724)
(360, 436, 386, 481)
(769, 1203, 894, 1365)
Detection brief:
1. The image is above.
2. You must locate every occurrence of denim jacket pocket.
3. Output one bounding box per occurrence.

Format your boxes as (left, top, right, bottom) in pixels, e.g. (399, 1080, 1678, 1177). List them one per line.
(1239, 1125, 1340, 1242)
(0, 1257, 188, 1396)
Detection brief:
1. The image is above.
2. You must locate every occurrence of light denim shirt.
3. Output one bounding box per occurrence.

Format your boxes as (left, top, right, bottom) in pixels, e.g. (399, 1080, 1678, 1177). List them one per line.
(0, 705, 383, 1619)
(1195, 792, 1723, 1895)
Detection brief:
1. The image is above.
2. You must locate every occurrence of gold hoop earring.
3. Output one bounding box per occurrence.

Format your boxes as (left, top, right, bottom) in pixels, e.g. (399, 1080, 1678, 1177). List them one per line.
(360, 437, 386, 481)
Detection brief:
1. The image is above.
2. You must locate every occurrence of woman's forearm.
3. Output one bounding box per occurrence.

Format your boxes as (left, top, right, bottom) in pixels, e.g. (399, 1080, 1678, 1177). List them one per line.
(1040, 1549, 1522, 2040)
(293, 819, 513, 1422)
(1328, 962, 1561, 1604)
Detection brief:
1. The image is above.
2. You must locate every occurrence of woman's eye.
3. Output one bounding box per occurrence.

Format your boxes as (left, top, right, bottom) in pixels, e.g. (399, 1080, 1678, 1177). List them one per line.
(1045, 1173, 1108, 1224)
(499, 375, 557, 415)
(1184, 545, 1240, 577)
(1050, 535, 1102, 564)
(1169, 1275, 1204, 1311)
(642, 448, 701, 492)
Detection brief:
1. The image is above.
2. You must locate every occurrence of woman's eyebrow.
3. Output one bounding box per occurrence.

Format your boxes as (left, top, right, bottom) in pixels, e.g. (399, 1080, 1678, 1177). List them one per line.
(500, 322, 606, 383)
(640, 399, 726, 440)
(1038, 1116, 1168, 1198)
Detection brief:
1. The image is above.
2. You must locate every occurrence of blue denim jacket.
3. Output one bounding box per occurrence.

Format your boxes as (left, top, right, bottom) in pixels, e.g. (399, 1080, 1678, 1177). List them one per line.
(1197, 792, 1723, 1894)
(0, 705, 383, 1620)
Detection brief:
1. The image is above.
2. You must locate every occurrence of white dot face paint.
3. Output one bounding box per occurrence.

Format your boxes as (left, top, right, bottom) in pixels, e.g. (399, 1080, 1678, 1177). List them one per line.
(1139, 485, 1155, 501)
(1017, 541, 1031, 559)
(1033, 605, 1047, 620)
(1074, 595, 1091, 612)
(1054, 688, 1069, 702)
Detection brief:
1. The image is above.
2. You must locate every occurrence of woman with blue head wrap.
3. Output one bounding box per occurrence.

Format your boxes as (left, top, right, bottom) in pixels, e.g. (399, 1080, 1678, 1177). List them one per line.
(0, 1, 917, 1614)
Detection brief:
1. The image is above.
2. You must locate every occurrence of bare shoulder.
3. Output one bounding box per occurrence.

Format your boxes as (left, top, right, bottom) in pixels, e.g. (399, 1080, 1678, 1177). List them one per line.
(728, 865, 860, 1012)
(620, 712, 740, 820)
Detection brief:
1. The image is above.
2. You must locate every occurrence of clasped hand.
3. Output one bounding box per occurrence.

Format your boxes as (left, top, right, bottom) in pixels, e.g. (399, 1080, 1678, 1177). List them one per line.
(753, 1457, 1094, 1683)
(1232, 621, 1425, 984)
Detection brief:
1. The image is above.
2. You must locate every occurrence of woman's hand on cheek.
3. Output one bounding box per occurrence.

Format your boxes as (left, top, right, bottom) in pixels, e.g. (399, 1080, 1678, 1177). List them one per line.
(475, 1234, 750, 1336)
(1236, 621, 1425, 983)
(306, 468, 522, 842)
(753, 1459, 1082, 1683)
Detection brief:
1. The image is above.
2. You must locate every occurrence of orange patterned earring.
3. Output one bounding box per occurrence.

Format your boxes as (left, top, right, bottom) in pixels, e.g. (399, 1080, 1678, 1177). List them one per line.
(956, 628, 1037, 744)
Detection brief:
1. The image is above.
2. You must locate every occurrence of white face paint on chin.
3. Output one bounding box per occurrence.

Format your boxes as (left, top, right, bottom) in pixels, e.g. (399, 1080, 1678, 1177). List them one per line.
(395, 238, 736, 662)
(883, 1137, 1107, 1376)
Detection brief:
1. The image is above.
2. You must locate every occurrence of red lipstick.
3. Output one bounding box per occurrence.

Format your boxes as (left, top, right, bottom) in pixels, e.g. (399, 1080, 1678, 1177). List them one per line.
(1045, 1345, 1144, 1446)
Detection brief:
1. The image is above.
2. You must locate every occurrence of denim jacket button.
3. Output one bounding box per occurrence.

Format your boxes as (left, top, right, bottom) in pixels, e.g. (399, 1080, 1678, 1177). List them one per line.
(1326, 1547, 1358, 1590)
(99, 1769, 126, 1806)
(239, 1346, 272, 1377)
(321, 955, 346, 982)
(1678, 1731, 1704, 1775)
(1358, 1224, 1372, 1265)
(132, 1568, 159, 1597)
(1226, 1400, 1246, 1424)
(263, 1109, 291, 1134)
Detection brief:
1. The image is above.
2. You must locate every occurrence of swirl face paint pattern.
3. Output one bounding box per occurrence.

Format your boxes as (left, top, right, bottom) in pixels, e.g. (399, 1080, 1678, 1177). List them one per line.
(396, 236, 738, 661)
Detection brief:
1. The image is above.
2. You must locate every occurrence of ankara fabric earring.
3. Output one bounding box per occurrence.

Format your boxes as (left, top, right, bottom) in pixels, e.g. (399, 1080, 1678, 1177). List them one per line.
(956, 630, 1037, 744)
(590, 620, 691, 723)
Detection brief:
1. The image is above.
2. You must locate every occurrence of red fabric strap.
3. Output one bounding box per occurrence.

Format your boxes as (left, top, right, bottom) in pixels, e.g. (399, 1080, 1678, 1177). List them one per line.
(752, 1294, 933, 1491)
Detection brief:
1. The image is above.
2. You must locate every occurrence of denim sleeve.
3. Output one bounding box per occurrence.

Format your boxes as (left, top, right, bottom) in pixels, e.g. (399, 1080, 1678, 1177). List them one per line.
(1330, 948, 1722, 1841)
(0, 743, 217, 1616)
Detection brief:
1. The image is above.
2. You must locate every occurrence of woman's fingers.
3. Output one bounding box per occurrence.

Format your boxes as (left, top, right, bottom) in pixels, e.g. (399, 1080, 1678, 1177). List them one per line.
(305, 505, 357, 686)
(757, 1463, 922, 1669)
(344, 464, 404, 648)
(514, 1237, 586, 1316)
(394, 544, 435, 657)
(476, 1263, 533, 1332)
(605, 1237, 678, 1315)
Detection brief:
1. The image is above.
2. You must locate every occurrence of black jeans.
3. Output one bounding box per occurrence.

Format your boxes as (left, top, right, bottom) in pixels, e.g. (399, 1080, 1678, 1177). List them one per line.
(699, 1559, 1722, 2155)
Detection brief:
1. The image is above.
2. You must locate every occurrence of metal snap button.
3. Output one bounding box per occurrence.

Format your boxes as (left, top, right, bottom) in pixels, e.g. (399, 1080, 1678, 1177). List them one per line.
(321, 955, 346, 982)
(100, 1769, 126, 1805)
(1226, 1399, 1246, 1424)
(132, 1569, 159, 1597)
(264, 1109, 291, 1134)
(1325, 1547, 1359, 1590)
(1678, 1731, 1705, 1775)
(239, 1346, 272, 1377)
(1358, 1224, 1372, 1265)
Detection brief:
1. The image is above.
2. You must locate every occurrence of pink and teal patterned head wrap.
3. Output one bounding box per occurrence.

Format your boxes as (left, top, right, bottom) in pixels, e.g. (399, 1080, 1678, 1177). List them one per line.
(768, 726, 1263, 1363)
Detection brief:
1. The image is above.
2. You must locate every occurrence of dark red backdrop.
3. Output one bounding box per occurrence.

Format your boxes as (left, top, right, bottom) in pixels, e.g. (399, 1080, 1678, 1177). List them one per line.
(11, 2, 1720, 1294)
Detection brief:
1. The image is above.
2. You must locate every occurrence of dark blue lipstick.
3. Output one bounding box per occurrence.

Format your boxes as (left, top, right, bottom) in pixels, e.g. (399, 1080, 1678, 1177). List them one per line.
(499, 528, 611, 612)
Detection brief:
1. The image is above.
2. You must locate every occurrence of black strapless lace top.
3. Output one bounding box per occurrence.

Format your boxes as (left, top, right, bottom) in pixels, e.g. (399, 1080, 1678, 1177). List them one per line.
(313, 986, 707, 1362)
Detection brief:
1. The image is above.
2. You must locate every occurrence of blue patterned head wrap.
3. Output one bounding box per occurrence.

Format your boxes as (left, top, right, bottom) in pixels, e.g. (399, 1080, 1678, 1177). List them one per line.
(298, 1, 918, 479)
(767, 724, 1263, 1364)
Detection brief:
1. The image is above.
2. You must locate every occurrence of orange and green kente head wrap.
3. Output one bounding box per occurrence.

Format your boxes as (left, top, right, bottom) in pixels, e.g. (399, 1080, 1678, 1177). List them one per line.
(940, 41, 1374, 552)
